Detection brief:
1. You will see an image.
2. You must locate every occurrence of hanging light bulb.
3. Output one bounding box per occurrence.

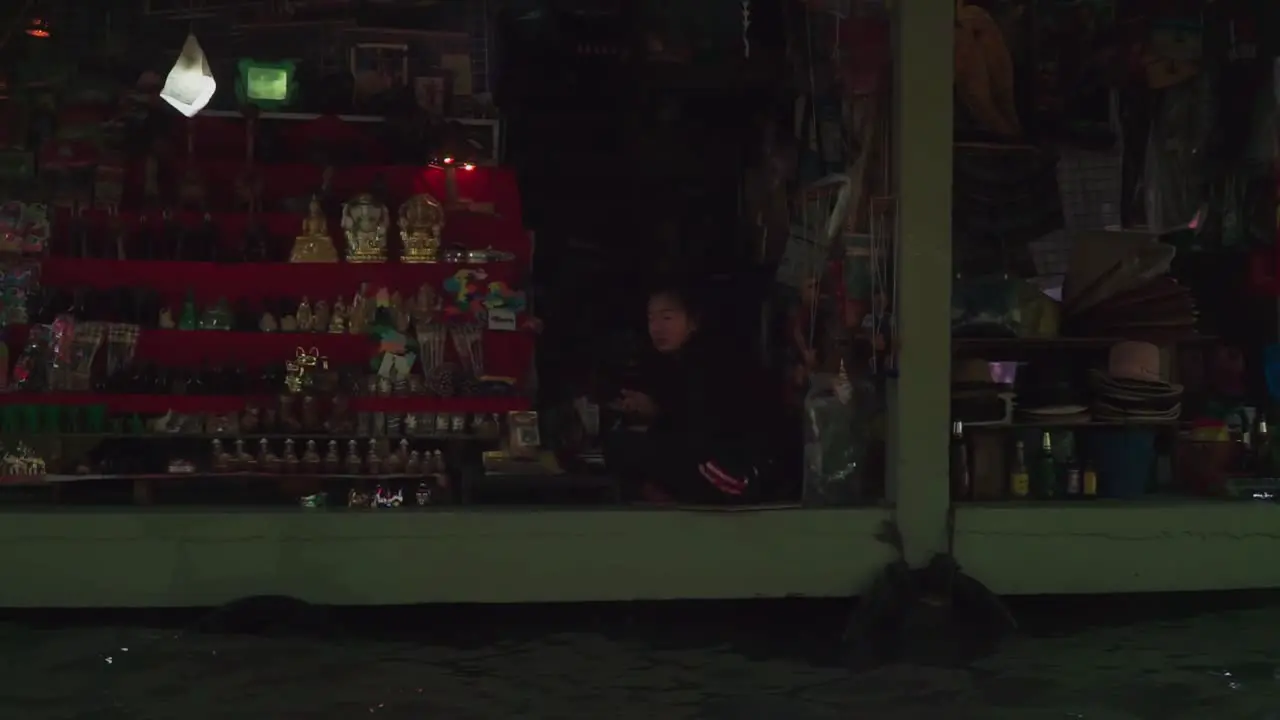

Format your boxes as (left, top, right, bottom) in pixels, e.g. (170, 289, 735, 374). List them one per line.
(159, 33, 217, 118)
(25, 18, 51, 38)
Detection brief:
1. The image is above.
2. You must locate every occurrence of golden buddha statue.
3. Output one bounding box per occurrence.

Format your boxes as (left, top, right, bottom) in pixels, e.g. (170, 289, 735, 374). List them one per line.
(289, 196, 339, 263)
(341, 193, 389, 263)
(397, 193, 445, 263)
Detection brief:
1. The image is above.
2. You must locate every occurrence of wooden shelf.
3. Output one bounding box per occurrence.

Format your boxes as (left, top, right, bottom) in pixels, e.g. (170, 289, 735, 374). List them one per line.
(970, 419, 1179, 430)
(955, 335, 1214, 357)
(0, 393, 529, 415)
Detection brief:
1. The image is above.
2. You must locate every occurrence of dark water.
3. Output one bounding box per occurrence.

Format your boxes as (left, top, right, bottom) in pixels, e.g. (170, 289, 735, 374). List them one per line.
(3, 597, 1280, 719)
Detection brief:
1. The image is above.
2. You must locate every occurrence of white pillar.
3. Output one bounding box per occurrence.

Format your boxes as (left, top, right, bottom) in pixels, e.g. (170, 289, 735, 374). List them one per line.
(888, 0, 954, 566)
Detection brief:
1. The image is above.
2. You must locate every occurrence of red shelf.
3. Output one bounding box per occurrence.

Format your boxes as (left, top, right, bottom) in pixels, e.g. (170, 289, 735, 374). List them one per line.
(4, 323, 533, 379)
(53, 208, 526, 266)
(40, 257, 521, 302)
(0, 393, 530, 415)
(134, 329, 376, 365)
(109, 163, 525, 233)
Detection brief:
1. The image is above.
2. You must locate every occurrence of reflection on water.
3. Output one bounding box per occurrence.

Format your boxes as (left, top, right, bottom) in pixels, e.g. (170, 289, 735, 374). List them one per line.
(2, 600, 1280, 719)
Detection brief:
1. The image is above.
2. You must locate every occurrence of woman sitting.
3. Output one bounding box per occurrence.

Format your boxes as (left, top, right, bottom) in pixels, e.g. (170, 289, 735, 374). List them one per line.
(610, 283, 780, 504)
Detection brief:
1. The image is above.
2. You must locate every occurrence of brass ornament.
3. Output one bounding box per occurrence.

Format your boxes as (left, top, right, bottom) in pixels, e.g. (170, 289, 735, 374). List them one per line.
(290, 195, 339, 263)
(397, 192, 445, 263)
(341, 192, 389, 263)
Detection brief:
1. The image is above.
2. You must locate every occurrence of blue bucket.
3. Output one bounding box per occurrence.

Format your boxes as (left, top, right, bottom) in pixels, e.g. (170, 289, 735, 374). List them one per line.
(1087, 429, 1155, 499)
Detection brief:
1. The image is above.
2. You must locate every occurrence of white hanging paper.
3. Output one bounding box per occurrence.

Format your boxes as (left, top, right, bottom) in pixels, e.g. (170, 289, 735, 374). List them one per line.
(160, 34, 217, 118)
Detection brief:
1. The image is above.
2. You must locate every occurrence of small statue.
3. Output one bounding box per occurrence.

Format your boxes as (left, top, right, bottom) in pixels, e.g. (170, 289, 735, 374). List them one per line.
(279, 395, 302, 432)
(159, 307, 176, 329)
(289, 196, 339, 263)
(296, 297, 313, 332)
(259, 311, 278, 332)
(429, 449, 445, 475)
(302, 440, 321, 473)
(178, 292, 198, 330)
(329, 296, 347, 333)
(323, 440, 342, 474)
(257, 438, 275, 470)
(341, 192, 390, 263)
(200, 297, 233, 330)
(397, 192, 446, 263)
(300, 394, 322, 432)
(365, 441, 382, 475)
(313, 300, 330, 333)
(348, 292, 368, 334)
(345, 439, 363, 474)
(406, 450, 422, 475)
(211, 439, 229, 472)
(414, 479, 433, 506)
(234, 438, 254, 471)
(283, 439, 299, 473)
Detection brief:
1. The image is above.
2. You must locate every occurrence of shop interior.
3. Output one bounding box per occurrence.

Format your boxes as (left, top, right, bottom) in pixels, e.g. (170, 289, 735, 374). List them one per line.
(0, 0, 1272, 510)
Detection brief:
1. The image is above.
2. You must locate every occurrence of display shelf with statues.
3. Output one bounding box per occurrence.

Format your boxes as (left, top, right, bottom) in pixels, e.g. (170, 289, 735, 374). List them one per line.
(6, 155, 538, 508)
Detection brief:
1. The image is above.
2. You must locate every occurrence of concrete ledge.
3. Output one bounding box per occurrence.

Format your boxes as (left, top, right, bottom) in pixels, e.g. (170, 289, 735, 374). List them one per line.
(0, 507, 894, 607)
(955, 501, 1280, 595)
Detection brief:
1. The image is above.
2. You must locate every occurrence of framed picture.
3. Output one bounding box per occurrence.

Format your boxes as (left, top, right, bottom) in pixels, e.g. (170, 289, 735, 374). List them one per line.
(348, 43, 409, 87)
(413, 76, 447, 116)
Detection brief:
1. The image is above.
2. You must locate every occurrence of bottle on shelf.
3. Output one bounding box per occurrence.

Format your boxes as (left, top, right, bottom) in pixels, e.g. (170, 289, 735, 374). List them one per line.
(1035, 430, 1057, 499)
(1009, 439, 1030, 499)
(949, 420, 970, 501)
(1255, 412, 1272, 477)
(1237, 408, 1255, 473)
(1064, 450, 1081, 498)
(1081, 460, 1098, 499)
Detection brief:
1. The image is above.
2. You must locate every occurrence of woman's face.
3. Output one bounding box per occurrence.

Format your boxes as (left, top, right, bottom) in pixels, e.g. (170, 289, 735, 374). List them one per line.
(647, 293, 696, 353)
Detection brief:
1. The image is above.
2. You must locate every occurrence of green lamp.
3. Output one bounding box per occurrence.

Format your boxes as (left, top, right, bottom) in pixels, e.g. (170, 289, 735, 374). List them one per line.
(235, 59, 297, 110)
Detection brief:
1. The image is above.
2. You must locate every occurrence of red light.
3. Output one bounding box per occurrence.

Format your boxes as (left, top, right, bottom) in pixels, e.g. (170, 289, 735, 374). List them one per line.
(442, 157, 454, 164)
(462, 163, 475, 171)
(25, 18, 50, 38)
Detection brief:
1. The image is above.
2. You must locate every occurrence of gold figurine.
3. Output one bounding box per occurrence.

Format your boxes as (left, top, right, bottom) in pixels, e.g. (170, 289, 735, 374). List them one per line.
(341, 192, 389, 263)
(397, 193, 445, 263)
(329, 296, 347, 333)
(290, 196, 339, 263)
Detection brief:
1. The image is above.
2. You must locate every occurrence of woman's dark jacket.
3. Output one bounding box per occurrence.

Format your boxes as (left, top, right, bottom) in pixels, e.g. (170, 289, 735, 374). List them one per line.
(639, 335, 781, 499)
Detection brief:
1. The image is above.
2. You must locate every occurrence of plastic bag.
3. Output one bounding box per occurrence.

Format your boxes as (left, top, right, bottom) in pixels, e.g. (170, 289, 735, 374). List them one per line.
(803, 370, 872, 506)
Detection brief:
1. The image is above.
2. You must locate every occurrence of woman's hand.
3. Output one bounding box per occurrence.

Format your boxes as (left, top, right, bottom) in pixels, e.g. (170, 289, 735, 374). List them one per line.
(611, 389, 657, 420)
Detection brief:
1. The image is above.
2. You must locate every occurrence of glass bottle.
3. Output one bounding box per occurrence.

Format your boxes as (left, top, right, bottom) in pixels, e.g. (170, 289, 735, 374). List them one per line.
(1082, 461, 1098, 499)
(1035, 431, 1057, 499)
(1009, 440, 1030, 499)
(949, 420, 970, 501)
(1255, 413, 1271, 476)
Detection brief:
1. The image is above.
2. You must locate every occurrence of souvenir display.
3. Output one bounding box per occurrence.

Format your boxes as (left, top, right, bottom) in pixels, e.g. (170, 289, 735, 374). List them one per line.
(341, 192, 390, 263)
(289, 196, 339, 263)
(398, 193, 446, 263)
(2, 110, 533, 511)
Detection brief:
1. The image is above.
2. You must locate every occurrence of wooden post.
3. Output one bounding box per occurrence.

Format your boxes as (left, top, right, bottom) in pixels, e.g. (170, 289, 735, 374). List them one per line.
(888, 0, 954, 566)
